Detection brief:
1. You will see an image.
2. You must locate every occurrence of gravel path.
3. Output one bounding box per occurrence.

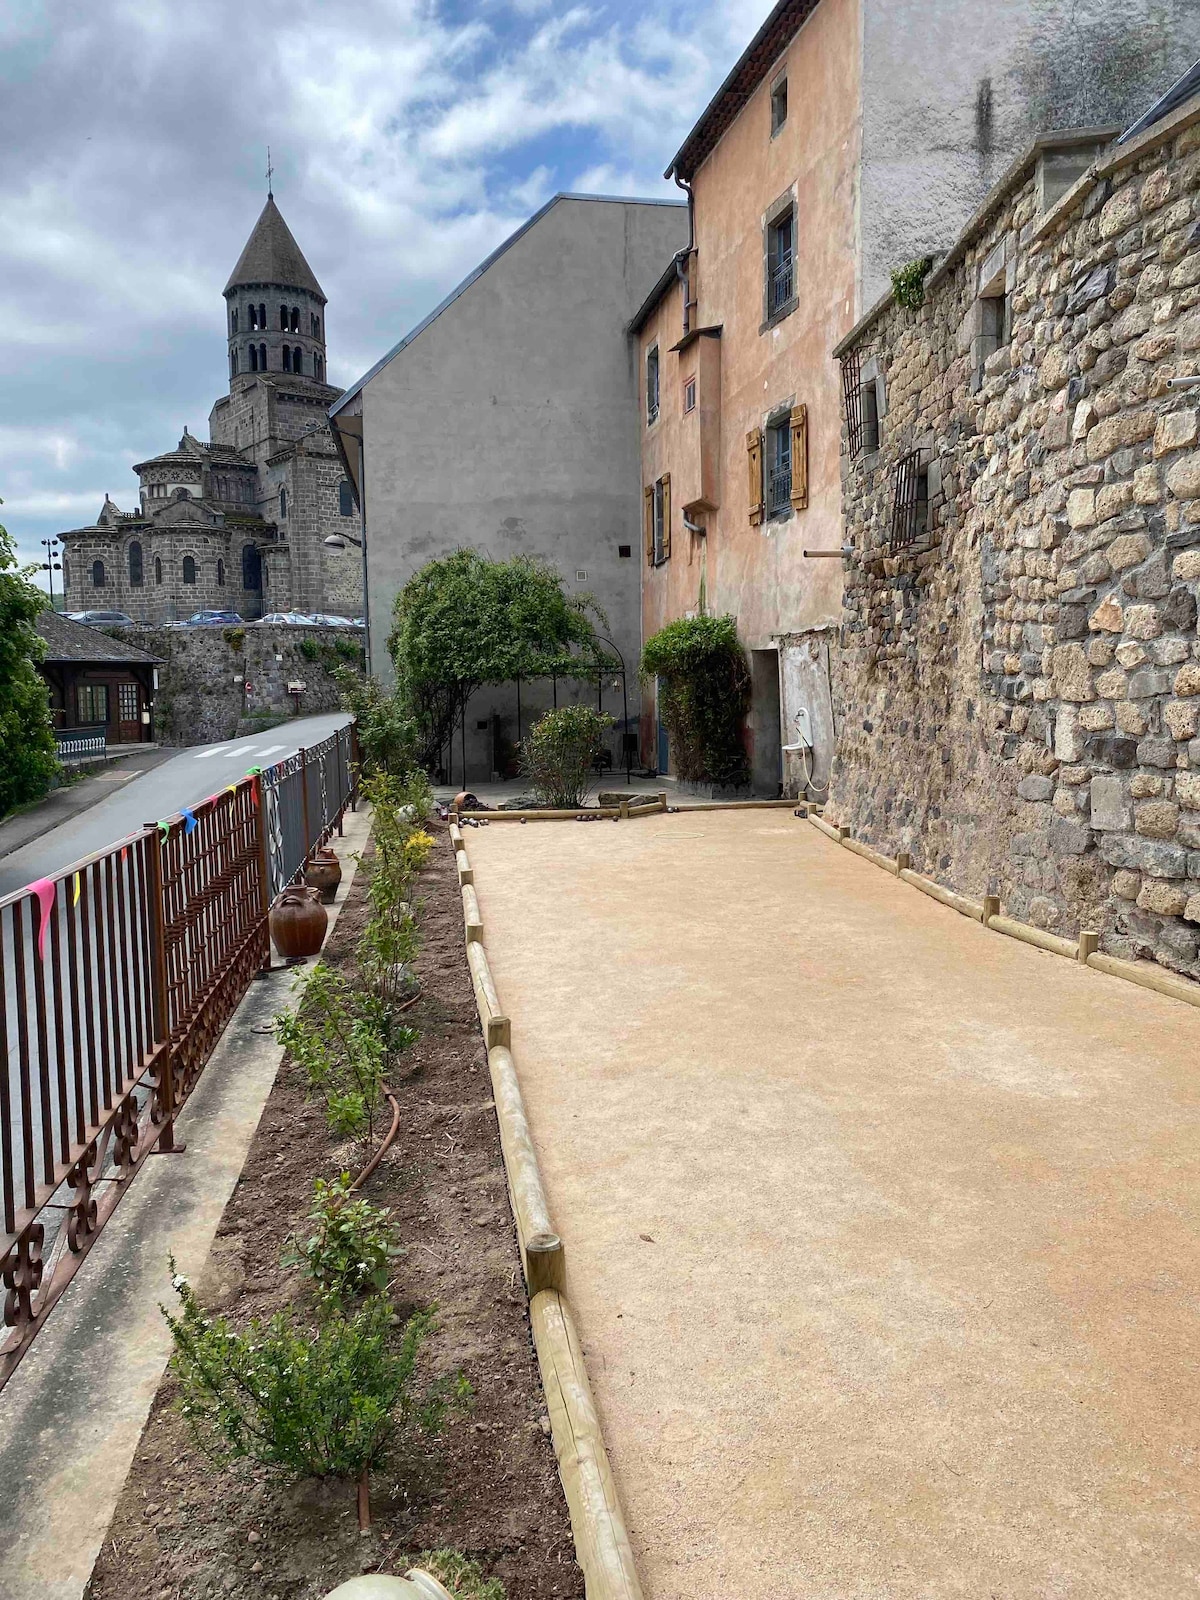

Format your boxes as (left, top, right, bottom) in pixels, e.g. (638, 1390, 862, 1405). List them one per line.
(467, 810, 1200, 1599)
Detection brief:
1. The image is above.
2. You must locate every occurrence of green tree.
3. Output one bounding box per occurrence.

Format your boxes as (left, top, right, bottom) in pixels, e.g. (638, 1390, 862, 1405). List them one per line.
(388, 550, 614, 772)
(641, 614, 751, 789)
(0, 509, 58, 817)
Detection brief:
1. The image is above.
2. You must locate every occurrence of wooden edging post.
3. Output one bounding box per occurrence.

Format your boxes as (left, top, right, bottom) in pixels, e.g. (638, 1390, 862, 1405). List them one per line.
(803, 811, 1200, 1010)
(451, 825, 645, 1599)
(531, 1289, 645, 1600)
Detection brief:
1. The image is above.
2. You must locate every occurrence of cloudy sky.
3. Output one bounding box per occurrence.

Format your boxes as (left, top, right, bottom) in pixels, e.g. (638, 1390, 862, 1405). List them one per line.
(0, 0, 771, 584)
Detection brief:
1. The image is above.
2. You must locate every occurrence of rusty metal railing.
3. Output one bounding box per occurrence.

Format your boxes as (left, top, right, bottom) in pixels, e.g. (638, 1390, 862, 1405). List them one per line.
(0, 720, 357, 1391)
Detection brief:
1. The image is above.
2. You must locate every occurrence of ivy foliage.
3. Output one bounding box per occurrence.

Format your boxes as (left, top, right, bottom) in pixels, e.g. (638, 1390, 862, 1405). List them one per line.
(890, 256, 933, 312)
(388, 550, 615, 771)
(0, 511, 58, 818)
(641, 614, 751, 789)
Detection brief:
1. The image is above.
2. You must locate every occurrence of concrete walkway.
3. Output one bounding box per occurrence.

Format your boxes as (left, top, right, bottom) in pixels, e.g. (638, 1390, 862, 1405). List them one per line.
(0, 805, 371, 1600)
(467, 811, 1200, 1599)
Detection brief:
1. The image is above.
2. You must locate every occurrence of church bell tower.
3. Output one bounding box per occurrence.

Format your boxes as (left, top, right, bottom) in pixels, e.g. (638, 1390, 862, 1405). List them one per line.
(223, 192, 328, 386)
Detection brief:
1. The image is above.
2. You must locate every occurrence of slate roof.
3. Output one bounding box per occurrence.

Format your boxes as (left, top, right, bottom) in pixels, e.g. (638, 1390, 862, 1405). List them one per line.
(132, 430, 251, 474)
(224, 196, 326, 301)
(35, 611, 162, 665)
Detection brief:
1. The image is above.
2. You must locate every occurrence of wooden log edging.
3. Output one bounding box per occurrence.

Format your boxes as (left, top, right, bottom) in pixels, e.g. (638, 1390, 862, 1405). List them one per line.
(531, 1288, 645, 1600)
(449, 828, 645, 1600)
(806, 815, 1200, 1010)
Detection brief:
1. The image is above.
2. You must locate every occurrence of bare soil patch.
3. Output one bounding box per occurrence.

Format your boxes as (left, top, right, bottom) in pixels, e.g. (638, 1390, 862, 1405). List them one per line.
(85, 819, 581, 1600)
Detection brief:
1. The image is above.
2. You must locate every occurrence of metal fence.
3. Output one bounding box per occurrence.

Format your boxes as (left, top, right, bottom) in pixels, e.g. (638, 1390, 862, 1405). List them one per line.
(55, 726, 107, 764)
(0, 721, 357, 1391)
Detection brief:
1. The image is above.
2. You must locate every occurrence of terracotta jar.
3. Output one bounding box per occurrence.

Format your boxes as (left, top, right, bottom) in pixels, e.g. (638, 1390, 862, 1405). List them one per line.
(305, 847, 343, 901)
(270, 885, 328, 959)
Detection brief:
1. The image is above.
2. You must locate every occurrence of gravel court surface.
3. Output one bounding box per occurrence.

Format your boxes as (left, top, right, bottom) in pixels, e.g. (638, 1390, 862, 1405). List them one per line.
(466, 810, 1200, 1599)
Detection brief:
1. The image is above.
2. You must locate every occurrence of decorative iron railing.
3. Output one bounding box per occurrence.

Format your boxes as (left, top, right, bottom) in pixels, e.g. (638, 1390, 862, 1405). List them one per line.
(55, 726, 107, 764)
(0, 720, 358, 1391)
(769, 253, 794, 315)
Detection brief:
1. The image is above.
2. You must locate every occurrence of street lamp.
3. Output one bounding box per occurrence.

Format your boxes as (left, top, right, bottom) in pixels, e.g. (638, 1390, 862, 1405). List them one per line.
(40, 536, 62, 609)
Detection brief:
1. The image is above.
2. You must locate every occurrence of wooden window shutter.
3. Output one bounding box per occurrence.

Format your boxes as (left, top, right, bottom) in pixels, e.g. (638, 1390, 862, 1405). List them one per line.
(644, 486, 655, 565)
(660, 474, 671, 561)
(789, 404, 809, 510)
(747, 428, 764, 525)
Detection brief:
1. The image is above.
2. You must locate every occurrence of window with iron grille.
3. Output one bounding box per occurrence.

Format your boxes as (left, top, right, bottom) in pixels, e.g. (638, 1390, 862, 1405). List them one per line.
(842, 350, 863, 454)
(767, 208, 794, 318)
(646, 344, 660, 425)
(890, 451, 928, 550)
(767, 417, 792, 515)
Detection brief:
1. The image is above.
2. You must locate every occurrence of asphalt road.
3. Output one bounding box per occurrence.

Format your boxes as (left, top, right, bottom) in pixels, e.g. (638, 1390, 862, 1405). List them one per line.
(0, 712, 350, 899)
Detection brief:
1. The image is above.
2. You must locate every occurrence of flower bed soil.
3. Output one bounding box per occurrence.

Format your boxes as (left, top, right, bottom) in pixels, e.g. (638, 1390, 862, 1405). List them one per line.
(84, 819, 582, 1600)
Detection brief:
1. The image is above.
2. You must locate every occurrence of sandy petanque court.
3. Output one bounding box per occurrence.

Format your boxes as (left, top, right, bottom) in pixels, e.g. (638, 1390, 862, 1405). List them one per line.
(466, 809, 1200, 1599)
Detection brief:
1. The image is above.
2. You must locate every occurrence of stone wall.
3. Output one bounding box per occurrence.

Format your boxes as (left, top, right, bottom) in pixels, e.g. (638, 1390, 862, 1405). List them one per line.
(830, 95, 1200, 980)
(110, 624, 360, 746)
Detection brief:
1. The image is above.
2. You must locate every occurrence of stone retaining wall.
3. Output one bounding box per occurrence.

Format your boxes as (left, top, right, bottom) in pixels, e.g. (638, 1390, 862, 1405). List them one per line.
(830, 96, 1200, 980)
(109, 624, 359, 746)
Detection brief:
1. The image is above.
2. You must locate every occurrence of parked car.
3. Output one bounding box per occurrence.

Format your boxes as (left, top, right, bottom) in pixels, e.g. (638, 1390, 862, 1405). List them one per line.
(182, 609, 244, 626)
(73, 610, 136, 626)
(254, 611, 318, 625)
(307, 613, 361, 627)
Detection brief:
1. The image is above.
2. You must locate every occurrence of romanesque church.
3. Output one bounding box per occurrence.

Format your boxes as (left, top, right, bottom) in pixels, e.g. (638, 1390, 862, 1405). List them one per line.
(59, 195, 362, 622)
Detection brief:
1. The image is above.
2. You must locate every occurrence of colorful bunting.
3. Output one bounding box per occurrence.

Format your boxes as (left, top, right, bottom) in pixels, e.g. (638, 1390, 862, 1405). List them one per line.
(72, 872, 81, 907)
(27, 878, 56, 960)
(181, 808, 198, 835)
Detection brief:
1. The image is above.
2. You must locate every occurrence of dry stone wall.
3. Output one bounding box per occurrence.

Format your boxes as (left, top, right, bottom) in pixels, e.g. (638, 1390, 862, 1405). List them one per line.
(831, 101, 1200, 980)
(109, 623, 358, 746)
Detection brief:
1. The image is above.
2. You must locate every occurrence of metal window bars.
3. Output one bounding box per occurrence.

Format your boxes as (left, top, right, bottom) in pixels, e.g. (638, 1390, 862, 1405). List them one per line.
(890, 449, 925, 550)
(769, 252, 794, 316)
(767, 429, 792, 515)
(0, 720, 358, 1391)
(842, 348, 864, 457)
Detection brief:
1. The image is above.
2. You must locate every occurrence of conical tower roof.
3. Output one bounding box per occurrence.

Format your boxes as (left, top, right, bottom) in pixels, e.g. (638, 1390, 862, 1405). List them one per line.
(224, 195, 325, 302)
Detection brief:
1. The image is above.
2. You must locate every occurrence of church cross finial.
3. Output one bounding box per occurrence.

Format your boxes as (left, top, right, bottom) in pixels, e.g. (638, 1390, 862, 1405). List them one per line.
(266, 146, 274, 198)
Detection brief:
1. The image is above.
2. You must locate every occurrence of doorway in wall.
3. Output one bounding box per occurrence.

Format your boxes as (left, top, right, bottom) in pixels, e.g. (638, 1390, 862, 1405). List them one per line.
(749, 648, 782, 796)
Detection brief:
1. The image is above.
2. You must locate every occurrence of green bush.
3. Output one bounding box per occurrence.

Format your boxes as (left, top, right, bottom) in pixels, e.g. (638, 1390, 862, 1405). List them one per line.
(162, 1264, 466, 1481)
(520, 705, 612, 809)
(890, 257, 933, 312)
(0, 512, 58, 818)
(222, 625, 246, 650)
(641, 614, 750, 788)
(332, 666, 418, 778)
(284, 1174, 402, 1314)
(412, 1551, 506, 1600)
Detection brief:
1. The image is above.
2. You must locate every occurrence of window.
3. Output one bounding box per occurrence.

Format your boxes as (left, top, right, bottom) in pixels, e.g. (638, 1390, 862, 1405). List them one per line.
(770, 76, 787, 136)
(155, 556, 163, 585)
(684, 376, 696, 413)
(644, 475, 671, 565)
(92, 559, 105, 587)
(230, 349, 238, 377)
(283, 346, 292, 372)
(63, 558, 70, 589)
(310, 313, 320, 338)
(860, 378, 880, 453)
(338, 479, 354, 516)
(314, 353, 324, 380)
(248, 304, 257, 331)
(279, 487, 287, 517)
(618, 543, 632, 558)
(259, 342, 267, 370)
(249, 343, 258, 372)
(118, 683, 139, 723)
(842, 349, 881, 457)
(258, 303, 266, 329)
(280, 304, 289, 331)
(290, 306, 300, 332)
(890, 450, 928, 550)
(242, 543, 262, 591)
(231, 307, 239, 334)
(217, 559, 225, 586)
(979, 291, 1011, 361)
(292, 346, 302, 374)
(646, 344, 660, 425)
(182, 555, 196, 584)
(767, 207, 795, 318)
(175, 487, 189, 500)
(77, 684, 108, 725)
(766, 416, 792, 515)
(128, 540, 143, 587)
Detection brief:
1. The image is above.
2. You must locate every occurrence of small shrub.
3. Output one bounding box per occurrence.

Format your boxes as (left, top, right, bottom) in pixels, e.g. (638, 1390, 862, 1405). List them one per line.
(412, 1550, 506, 1600)
(332, 667, 418, 777)
(284, 1173, 403, 1313)
(162, 1263, 467, 1481)
(890, 256, 932, 312)
(275, 964, 408, 1139)
(521, 705, 612, 808)
(641, 614, 750, 788)
(298, 636, 321, 662)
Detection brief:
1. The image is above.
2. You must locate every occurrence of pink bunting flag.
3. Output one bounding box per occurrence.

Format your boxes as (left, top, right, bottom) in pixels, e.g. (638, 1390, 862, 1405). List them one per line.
(28, 878, 56, 961)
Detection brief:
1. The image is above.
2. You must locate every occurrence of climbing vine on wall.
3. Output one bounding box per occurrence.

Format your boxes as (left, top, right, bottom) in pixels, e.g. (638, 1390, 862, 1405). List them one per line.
(641, 614, 750, 789)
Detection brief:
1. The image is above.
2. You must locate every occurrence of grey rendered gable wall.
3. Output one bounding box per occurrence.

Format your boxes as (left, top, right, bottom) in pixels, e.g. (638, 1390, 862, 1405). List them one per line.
(858, 0, 1200, 309)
